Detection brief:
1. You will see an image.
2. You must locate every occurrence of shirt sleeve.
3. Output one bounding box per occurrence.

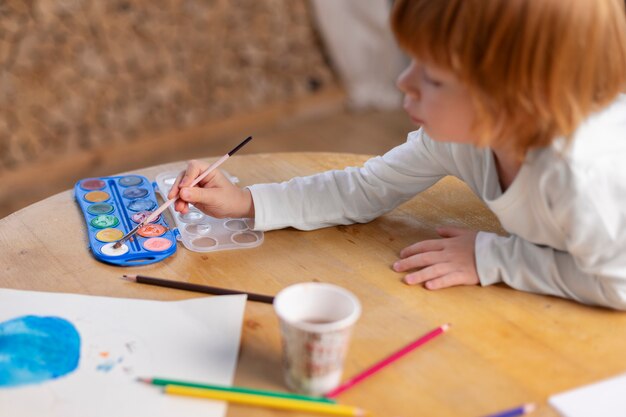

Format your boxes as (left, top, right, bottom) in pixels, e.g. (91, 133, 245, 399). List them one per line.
(475, 156, 626, 310)
(248, 129, 452, 231)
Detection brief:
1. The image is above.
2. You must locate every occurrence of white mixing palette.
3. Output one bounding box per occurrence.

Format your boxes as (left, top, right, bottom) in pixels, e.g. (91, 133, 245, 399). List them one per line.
(155, 171, 263, 253)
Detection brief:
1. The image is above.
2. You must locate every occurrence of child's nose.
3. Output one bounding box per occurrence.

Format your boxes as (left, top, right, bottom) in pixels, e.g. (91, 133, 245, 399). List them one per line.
(396, 69, 410, 93)
(396, 65, 420, 99)
(397, 79, 421, 102)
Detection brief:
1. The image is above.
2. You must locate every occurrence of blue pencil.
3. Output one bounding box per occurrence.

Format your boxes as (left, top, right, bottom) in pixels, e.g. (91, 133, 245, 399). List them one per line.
(483, 403, 535, 417)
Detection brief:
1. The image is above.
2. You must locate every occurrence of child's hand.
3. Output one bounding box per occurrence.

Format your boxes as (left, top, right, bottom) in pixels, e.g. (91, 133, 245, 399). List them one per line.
(393, 226, 479, 290)
(167, 160, 255, 219)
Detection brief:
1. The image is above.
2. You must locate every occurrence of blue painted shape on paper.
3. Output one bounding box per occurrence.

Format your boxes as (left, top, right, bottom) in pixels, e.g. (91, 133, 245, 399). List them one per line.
(0, 315, 81, 388)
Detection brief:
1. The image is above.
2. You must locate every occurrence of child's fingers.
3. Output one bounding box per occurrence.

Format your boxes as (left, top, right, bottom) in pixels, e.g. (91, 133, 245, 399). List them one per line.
(169, 170, 190, 213)
(195, 168, 222, 187)
(402, 262, 454, 285)
(179, 186, 219, 208)
(179, 160, 209, 188)
(174, 198, 189, 214)
(422, 272, 469, 290)
(168, 171, 186, 199)
(394, 250, 447, 272)
(399, 238, 445, 258)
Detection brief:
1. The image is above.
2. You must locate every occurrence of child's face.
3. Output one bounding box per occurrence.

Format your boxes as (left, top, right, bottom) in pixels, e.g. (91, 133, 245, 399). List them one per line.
(397, 58, 477, 145)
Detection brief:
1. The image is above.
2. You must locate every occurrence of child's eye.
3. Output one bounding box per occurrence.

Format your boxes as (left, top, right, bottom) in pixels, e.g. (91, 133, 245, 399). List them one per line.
(422, 72, 443, 87)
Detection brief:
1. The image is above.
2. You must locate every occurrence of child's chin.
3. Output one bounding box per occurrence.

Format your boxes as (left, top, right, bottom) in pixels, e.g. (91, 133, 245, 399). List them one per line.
(426, 129, 480, 146)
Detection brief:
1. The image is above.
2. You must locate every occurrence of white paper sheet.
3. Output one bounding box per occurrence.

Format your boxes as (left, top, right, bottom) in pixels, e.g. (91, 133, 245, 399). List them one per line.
(0, 288, 247, 417)
(549, 372, 626, 417)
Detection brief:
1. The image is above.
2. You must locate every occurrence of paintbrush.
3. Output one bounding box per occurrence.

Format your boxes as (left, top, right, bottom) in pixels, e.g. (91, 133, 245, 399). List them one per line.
(112, 136, 252, 249)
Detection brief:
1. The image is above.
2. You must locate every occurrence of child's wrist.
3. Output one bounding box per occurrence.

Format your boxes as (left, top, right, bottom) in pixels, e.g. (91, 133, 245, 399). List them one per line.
(241, 188, 255, 219)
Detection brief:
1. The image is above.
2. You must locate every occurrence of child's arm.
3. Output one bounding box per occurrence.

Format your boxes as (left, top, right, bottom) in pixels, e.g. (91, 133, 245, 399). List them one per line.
(172, 129, 457, 230)
(393, 194, 626, 310)
(393, 100, 626, 310)
(475, 160, 626, 310)
(475, 231, 626, 310)
(248, 130, 454, 231)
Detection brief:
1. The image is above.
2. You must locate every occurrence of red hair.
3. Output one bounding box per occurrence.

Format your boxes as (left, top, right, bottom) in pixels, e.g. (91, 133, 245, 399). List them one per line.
(392, 0, 626, 156)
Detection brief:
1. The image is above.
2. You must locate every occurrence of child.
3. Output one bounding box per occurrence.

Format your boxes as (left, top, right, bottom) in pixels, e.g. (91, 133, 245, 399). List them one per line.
(169, 0, 626, 310)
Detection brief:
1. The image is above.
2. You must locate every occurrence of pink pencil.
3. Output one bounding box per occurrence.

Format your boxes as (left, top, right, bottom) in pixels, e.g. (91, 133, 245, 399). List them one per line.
(325, 323, 451, 398)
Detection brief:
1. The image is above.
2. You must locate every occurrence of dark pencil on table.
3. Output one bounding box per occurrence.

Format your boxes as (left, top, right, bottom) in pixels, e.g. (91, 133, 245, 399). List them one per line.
(122, 274, 274, 304)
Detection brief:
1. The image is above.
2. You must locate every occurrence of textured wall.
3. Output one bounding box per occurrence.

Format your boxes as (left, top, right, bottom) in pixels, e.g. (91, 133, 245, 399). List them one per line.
(0, 0, 336, 171)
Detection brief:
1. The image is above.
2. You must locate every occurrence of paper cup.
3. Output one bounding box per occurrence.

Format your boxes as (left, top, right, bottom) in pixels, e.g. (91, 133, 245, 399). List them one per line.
(273, 282, 361, 396)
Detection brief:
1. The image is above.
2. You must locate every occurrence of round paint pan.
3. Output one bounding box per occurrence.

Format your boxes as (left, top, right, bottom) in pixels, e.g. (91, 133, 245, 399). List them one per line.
(95, 228, 124, 243)
(142, 237, 173, 252)
(90, 214, 119, 229)
(191, 237, 218, 249)
(185, 224, 212, 235)
(80, 178, 106, 191)
(100, 242, 129, 257)
(122, 187, 149, 199)
(131, 211, 161, 224)
(137, 224, 167, 238)
(231, 231, 260, 246)
(119, 175, 143, 187)
(224, 219, 248, 231)
(127, 199, 156, 212)
(84, 191, 110, 203)
(179, 209, 206, 224)
(87, 203, 114, 215)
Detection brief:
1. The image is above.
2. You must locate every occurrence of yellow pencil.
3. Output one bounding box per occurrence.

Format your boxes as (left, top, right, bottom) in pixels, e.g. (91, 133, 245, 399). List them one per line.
(164, 385, 368, 416)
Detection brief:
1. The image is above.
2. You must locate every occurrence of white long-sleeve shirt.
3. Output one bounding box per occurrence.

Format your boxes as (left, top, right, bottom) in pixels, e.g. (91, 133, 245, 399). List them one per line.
(249, 94, 626, 309)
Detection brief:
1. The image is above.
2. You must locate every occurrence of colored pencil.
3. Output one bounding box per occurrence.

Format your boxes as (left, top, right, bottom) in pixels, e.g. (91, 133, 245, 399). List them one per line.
(138, 377, 335, 403)
(122, 274, 274, 304)
(113, 135, 252, 249)
(164, 385, 368, 416)
(325, 323, 451, 398)
(483, 403, 536, 417)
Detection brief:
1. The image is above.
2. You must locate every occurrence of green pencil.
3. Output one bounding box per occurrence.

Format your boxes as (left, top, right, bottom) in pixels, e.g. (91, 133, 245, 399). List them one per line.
(138, 377, 336, 404)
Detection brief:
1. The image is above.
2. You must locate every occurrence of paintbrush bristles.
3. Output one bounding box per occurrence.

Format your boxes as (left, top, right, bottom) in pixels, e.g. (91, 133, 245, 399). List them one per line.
(112, 224, 142, 249)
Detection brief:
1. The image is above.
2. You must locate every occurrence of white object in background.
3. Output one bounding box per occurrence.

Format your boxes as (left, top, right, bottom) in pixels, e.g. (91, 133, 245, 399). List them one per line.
(548, 372, 626, 417)
(310, 0, 407, 110)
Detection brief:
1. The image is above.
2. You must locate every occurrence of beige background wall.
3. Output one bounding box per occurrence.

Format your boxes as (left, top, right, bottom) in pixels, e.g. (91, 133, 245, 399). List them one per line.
(0, 0, 347, 217)
(0, 0, 335, 170)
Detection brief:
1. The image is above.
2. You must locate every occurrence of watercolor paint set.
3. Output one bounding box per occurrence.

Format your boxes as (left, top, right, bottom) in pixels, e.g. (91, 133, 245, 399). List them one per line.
(75, 171, 263, 266)
(74, 175, 177, 266)
(155, 171, 263, 253)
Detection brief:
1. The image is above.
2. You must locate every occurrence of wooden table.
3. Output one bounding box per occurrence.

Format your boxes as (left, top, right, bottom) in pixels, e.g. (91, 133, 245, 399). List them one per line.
(2, 152, 625, 417)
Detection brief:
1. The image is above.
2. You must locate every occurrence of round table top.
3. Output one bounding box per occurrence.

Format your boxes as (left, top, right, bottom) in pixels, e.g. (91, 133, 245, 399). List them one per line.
(1, 152, 625, 417)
